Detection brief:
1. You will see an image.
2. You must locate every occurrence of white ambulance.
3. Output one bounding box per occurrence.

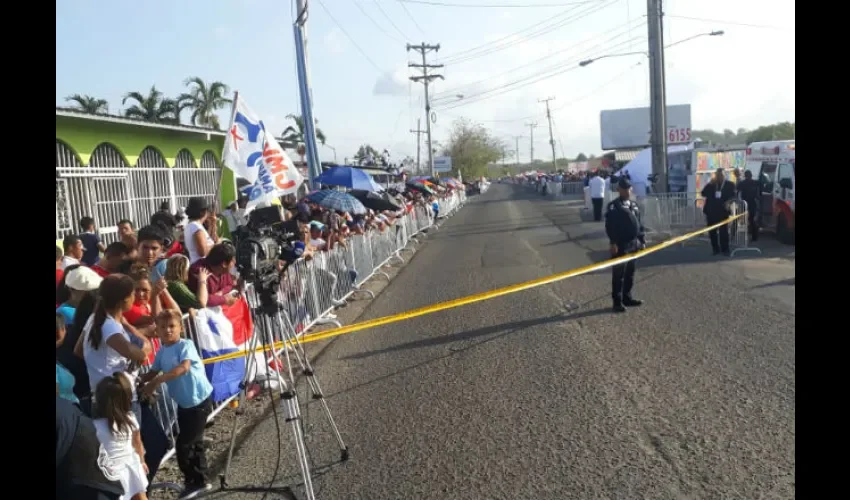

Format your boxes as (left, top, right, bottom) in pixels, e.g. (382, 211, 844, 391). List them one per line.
(744, 140, 795, 244)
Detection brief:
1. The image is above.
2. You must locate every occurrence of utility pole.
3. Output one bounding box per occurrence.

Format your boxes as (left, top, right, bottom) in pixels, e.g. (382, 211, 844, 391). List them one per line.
(410, 118, 426, 175)
(407, 43, 444, 177)
(294, 0, 322, 189)
(539, 97, 557, 171)
(525, 122, 538, 164)
(647, 0, 668, 191)
(514, 135, 522, 168)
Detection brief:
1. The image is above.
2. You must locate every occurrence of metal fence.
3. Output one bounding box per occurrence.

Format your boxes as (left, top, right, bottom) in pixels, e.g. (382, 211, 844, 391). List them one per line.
(640, 193, 761, 255)
(142, 192, 467, 475)
(56, 141, 220, 243)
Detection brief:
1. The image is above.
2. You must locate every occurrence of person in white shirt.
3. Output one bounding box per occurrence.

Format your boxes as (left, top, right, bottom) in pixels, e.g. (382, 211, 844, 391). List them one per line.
(61, 234, 85, 270)
(184, 197, 219, 264)
(588, 172, 607, 221)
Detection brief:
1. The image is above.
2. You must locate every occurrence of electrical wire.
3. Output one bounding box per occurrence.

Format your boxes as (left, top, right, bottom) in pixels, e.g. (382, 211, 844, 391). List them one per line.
(373, 0, 412, 41)
(440, 0, 620, 65)
(351, 0, 406, 43)
(431, 19, 646, 101)
(436, 0, 610, 63)
(396, 0, 429, 38)
(434, 34, 645, 110)
(664, 14, 789, 30)
(399, 0, 604, 7)
(316, 0, 385, 73)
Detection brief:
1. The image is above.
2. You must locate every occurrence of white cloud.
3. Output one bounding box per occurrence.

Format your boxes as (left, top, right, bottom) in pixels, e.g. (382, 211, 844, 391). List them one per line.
(373, 68, 409, 97)
(323, 28, 346, 55)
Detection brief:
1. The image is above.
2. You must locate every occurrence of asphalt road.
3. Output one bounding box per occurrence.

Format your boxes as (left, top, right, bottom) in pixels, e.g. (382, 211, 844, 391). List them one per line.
(210, 184, 795, 500)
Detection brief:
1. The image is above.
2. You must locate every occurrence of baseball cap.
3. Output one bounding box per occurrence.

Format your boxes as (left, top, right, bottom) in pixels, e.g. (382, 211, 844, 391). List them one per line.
(65, 266, 103, 292)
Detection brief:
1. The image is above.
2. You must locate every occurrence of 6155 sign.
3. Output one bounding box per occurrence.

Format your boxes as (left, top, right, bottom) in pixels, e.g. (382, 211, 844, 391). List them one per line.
(667, 127, 692, 144)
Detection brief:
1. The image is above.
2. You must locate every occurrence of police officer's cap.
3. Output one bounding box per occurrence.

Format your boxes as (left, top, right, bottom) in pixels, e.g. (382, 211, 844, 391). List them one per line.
(617, 177, 632, 190)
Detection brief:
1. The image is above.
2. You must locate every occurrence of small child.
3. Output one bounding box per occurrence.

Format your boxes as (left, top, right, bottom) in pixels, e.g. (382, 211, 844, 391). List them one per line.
(141, 310, 214, 499)
(56, 313, 79, 405)
(79, 216, 107, 267)
(93, 373, 149, 500)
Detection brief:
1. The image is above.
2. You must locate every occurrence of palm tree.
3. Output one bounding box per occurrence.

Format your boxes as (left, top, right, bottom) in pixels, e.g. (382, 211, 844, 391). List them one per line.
(122, 86, 180, 124)
(280, 114, 327, 148)
(177, 77, 232, 129)
(65, 94, 109, 114)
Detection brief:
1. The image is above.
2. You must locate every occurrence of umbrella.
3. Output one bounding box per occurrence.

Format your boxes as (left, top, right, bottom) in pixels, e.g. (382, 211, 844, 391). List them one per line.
(349, 190, 402, 212)
(305, 190, 367, 214)
(314, 166, 384, 192)
(406, 182, 436, 196)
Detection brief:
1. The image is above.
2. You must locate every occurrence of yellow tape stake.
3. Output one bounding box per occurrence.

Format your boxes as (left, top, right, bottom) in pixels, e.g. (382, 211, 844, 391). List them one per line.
(203, 213, 745, 365)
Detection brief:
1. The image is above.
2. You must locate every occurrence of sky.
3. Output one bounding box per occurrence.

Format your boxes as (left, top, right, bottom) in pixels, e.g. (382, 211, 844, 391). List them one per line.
(56, 0, 795, 165)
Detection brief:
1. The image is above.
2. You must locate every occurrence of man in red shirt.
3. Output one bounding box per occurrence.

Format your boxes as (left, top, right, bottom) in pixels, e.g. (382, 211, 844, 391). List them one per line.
(188, 243, 239, 307)
(90, 242, 132, 278)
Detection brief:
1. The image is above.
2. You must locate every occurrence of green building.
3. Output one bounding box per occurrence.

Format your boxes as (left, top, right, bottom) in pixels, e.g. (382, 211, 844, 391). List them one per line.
(55, 108, 237, 241)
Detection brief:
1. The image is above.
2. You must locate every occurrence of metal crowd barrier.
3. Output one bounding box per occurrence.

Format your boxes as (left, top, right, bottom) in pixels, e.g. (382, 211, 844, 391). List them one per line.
(145, 192, 467, 473)
(640, 193, 761, 255)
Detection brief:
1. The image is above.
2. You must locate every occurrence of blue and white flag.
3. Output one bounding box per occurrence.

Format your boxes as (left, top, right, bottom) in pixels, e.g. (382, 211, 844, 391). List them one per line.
(223, 96, 304, 200)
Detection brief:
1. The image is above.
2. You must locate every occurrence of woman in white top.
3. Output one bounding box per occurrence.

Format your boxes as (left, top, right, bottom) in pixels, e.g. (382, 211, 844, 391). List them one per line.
(184, 197, 219, 264)
(76, 274, 152, 423)
(92, 372, 149, 500)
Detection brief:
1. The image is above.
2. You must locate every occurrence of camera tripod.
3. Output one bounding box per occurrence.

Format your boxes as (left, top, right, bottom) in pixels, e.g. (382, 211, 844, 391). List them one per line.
(219, 282, 349, 500)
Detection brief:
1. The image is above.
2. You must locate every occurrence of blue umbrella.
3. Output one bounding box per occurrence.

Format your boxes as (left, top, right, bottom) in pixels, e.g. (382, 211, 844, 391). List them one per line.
(314, 166, 384, 192)
(306, 190, 367, 215)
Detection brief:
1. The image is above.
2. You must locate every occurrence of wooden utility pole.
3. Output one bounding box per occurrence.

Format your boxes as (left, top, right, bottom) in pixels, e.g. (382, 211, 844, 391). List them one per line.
(410, 118, 426, 174)
(407, 43, 444, 177)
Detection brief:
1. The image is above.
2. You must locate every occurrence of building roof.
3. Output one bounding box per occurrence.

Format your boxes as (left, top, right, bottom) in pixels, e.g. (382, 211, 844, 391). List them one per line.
(56, 107, 227, 137)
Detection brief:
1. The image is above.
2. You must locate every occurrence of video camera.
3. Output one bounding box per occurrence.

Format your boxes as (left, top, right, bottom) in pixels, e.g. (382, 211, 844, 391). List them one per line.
(234, 206, 305, 289)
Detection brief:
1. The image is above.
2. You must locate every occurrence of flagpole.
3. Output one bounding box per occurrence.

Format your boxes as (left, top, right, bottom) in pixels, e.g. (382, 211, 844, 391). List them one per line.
(294, 1, 322, 191)
(214, 90, 240, 214)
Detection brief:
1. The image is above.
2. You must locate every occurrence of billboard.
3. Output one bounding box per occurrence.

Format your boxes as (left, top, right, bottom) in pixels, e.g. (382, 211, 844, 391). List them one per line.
(600, 104, 692, 150)
(434, 156, 452, 172)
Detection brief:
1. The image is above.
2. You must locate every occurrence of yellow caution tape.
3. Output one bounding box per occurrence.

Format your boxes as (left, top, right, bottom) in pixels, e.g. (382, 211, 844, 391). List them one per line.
(203, 213, 745, 365)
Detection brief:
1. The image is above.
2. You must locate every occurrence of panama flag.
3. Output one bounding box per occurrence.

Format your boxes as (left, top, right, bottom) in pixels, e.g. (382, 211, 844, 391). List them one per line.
(222, 95, 304, 197)
(194, 300, 255, 402)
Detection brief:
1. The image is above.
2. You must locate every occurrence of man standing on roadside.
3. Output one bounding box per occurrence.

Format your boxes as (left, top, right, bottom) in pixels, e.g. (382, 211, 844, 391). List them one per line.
(701, 168, 737, 255)
(589, 171, 606, 221)
(736, 169, 761, 242)
(605, 177, 646, 313)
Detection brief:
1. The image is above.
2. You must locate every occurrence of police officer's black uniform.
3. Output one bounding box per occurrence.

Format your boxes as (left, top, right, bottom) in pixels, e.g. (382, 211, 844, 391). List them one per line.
(736, 174, 760, 242)
(604, 178, 646, 313)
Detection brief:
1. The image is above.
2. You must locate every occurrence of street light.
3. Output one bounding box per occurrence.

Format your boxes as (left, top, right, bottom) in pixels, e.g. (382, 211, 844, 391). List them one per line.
(578, 30, 724, 67)
(323, 143, 337, 163)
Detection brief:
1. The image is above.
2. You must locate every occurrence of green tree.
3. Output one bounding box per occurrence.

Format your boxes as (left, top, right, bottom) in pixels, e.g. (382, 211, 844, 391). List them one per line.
(280, 114, 327, 149)
(122, 86, 179, 124)
(746, 122, 795, 143)
(177, 77, 232, 129)
(353, 144, 381, 165)
(65, 94, 109, 114)
(441, 118, 505, 179)
(575, 152, 588, 162)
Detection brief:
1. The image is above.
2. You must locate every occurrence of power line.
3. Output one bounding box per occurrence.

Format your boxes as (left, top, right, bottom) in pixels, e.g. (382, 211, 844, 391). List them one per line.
(434, 35, 645, 110)
(351, 0, 406, 43)
(437, 0, 612, 63)
(432, 19, 645, 101)
(665, 14, 789, 30)
(441, 0, 620, 65)
(373, 0, 412, 41)
(398, 0, 603, 7)
(316, 0, 385, 73)
(396, 0, 429, 38)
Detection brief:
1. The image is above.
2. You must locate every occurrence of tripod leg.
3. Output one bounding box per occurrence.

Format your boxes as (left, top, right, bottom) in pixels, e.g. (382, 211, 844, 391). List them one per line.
(276, 305, 349, 460)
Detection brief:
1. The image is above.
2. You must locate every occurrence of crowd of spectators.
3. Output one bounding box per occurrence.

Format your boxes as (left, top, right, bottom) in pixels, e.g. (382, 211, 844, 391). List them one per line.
(56, 182, 460, 499)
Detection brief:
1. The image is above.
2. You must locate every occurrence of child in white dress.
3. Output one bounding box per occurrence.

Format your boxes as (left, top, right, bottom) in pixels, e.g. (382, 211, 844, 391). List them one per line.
(93, 373, 149, 500)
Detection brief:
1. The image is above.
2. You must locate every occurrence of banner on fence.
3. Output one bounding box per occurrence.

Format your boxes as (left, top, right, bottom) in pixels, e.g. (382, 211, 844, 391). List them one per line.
(194, 299, 254, 401)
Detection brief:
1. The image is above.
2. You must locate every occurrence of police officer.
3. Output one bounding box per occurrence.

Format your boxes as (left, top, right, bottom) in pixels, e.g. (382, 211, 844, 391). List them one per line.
(605, 177, 646, 313)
